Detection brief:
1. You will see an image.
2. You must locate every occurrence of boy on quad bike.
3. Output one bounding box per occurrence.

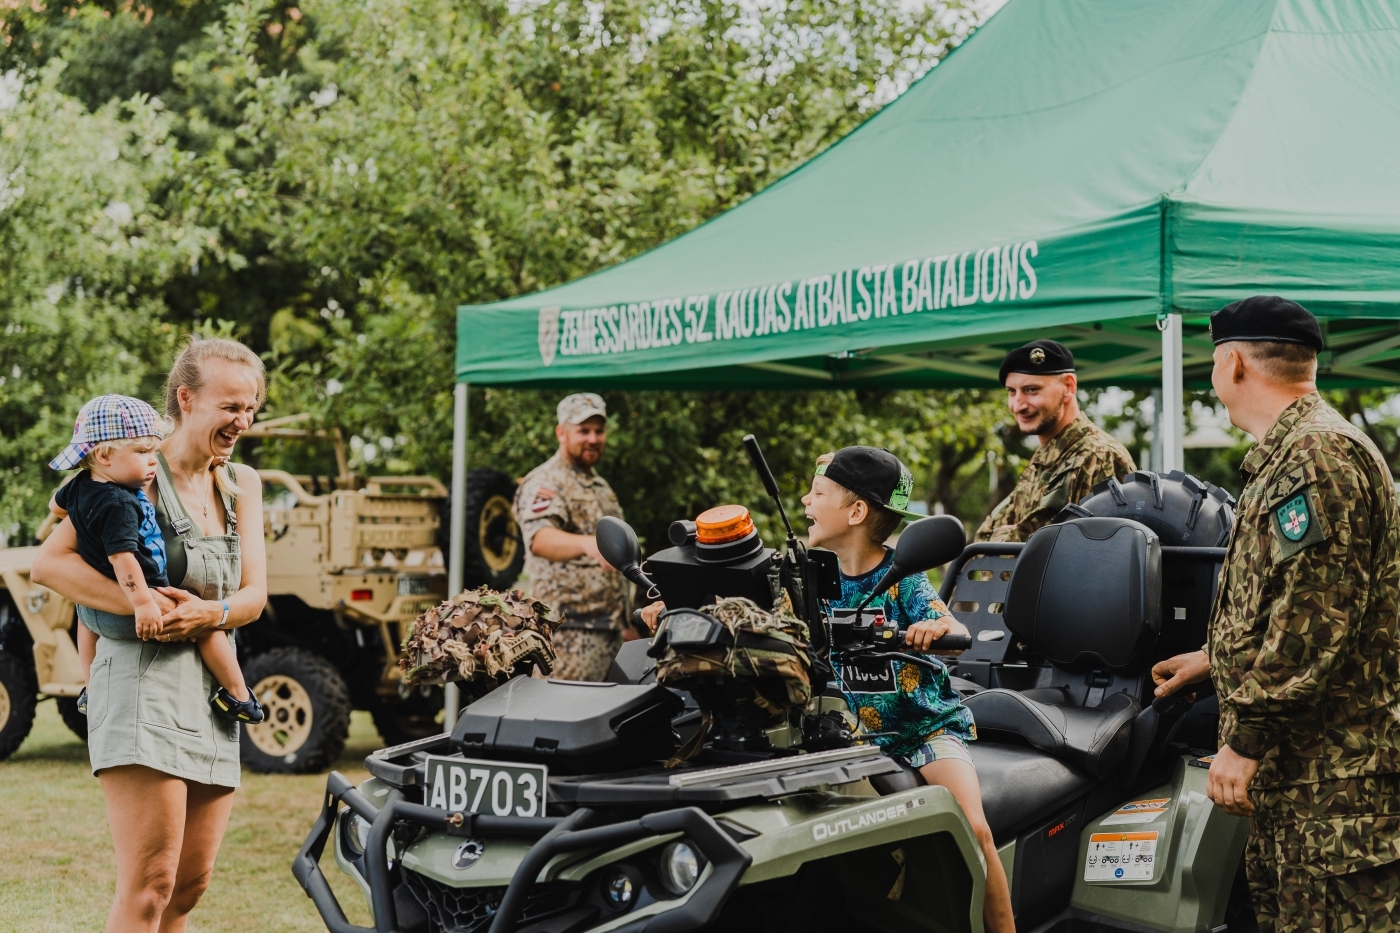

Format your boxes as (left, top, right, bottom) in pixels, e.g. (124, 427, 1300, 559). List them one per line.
(641, 444, 1015, 932)
(802, 446, 1014, 933)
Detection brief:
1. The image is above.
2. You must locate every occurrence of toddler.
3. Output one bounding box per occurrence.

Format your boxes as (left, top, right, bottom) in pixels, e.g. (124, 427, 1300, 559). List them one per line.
(49, 394, 264, 723)
(802, 446, 1013, 933)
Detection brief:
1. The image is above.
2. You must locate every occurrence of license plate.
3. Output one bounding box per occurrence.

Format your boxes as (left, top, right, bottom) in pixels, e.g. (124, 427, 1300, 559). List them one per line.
(423, 755, 549, 819)
(839, 657, 897, 694)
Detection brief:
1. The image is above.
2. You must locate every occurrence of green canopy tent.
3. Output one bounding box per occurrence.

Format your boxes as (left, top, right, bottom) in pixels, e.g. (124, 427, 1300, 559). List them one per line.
(443, 0, 1400, 721)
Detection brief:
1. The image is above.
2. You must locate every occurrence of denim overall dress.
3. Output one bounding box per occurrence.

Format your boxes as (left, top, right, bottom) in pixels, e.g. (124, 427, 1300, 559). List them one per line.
(84, 454, 243, 787)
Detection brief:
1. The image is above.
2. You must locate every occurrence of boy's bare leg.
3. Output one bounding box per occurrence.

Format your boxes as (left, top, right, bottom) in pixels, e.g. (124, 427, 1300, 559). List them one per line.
(78, 624, 98, 682)
(194, 631, 249, 702)
(920, 758, 1016, 933)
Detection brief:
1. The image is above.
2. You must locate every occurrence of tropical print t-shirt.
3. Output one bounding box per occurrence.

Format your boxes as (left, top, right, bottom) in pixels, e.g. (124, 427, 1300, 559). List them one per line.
(827, 548, 976, 763)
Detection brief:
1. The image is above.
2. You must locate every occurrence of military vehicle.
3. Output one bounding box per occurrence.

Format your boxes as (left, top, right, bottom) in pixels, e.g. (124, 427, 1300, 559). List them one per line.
(0, 414, 526, 772)
(294, 438, 1253, 933)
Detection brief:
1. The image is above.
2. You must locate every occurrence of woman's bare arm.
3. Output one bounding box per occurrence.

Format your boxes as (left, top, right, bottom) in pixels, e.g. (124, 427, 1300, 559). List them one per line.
(156, 464, 268, 639)
(32, 518, 142, 615)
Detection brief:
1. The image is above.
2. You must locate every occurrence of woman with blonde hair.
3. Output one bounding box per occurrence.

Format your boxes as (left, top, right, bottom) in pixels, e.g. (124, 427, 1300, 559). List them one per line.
(33, 335, 268, 933)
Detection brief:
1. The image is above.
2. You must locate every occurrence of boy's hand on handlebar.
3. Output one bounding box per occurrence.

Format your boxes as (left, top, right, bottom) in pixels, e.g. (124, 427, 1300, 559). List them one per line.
(637, 601, 666, 633)
(904, 617, 970, 655)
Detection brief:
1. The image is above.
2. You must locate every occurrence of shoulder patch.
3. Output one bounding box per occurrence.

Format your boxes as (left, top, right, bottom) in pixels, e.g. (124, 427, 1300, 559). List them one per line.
(530, 487, 558, 513)
(1271, 484, 1326, 560)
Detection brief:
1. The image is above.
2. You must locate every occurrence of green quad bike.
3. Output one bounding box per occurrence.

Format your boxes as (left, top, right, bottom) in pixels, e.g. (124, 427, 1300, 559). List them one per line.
(294, 437, 1253, 933)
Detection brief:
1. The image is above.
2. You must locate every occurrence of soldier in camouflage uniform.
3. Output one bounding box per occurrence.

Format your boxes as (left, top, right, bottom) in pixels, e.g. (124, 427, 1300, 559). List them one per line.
(975, 339, 1135, 542)
(1151, 296, 1400, 932)
(513, 393, 628, 682)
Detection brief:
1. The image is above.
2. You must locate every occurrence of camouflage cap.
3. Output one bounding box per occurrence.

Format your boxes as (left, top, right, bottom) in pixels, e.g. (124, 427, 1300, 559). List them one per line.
(557, 393, 607, 425)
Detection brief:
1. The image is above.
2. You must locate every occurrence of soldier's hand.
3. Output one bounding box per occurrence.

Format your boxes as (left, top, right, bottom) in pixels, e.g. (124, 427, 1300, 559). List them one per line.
(905, 617, 969, 655)
(1207, 745, 1259, 816)
(582, 535, 617, 572)
(637, 602, 666, 633)
(1151, 649, 1211, 698)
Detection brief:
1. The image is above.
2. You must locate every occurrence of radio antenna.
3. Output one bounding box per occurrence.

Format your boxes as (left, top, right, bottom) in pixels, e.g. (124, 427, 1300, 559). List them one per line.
(742, 434, 796, 541)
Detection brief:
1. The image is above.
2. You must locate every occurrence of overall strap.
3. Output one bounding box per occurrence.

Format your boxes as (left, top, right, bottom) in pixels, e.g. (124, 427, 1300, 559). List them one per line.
(219, 462, 239, 534)
(155, 452, 197, 538)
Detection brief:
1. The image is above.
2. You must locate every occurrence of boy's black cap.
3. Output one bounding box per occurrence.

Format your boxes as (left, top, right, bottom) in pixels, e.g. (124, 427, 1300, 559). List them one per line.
(1209, 295, 1323, 352)
(998, 339, 1075, 385)
(816, 446, 922, 521)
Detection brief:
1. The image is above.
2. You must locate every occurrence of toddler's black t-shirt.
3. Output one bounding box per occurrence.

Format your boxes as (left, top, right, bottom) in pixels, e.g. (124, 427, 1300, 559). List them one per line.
(53, 472, 169, 588)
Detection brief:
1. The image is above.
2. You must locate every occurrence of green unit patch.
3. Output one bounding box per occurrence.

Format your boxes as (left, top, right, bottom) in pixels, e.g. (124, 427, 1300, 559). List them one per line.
(1276, 494, 1311, 542)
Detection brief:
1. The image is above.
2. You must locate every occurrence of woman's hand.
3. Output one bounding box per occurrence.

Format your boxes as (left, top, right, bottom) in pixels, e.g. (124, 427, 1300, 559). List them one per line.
(155, 587, 222, 641)
(904, 616, 970, 655)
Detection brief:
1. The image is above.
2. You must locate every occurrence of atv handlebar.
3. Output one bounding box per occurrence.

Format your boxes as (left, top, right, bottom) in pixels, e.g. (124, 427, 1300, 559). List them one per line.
(894, 631, 973, 652)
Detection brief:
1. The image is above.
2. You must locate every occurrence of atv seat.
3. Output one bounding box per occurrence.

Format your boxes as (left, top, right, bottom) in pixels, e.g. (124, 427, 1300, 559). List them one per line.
(870, 744, 1094, 842)
(963, 518, 1161, 780)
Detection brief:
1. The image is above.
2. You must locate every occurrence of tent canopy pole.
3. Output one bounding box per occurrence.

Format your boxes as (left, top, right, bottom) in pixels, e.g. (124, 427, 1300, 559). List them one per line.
(1160, 314, 1185, 472)
(444, 382, 468, 730)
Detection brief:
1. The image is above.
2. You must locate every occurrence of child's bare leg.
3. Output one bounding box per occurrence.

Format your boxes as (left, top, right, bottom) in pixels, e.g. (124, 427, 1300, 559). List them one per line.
(78, 624, 98, 683)
(195, 631, 249, 701)
(920, 758, 1016, 933)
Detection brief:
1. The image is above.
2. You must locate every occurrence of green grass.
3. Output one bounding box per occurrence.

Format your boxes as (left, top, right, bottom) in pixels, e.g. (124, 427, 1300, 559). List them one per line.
(0, 701, 380, 931)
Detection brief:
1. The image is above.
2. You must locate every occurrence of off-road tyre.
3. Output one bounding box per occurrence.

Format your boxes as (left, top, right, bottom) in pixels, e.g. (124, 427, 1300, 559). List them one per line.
(56, 697, 88, 742)
(240, 648, 351, 774)
(0, 650, 38, 761)
(440, 468, 525, 591)
(369, 684, 446, 747)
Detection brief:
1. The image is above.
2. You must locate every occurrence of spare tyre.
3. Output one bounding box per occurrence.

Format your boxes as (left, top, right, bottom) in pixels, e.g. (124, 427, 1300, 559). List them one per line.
(438, 468, 525, 591)
(1057, 470, 1235, 547)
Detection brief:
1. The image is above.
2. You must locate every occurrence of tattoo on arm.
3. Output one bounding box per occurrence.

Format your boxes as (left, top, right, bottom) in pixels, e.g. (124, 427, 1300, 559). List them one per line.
(122, 574, 138, 592)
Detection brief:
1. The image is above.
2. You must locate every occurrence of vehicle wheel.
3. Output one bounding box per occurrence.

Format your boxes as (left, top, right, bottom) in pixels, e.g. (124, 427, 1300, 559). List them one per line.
(370, 684, 446, 747)
(440, 468, 525, 591)
(240, 648, 351, 774)
(0, 650, 38, 761)
(56, 697, 88, 742)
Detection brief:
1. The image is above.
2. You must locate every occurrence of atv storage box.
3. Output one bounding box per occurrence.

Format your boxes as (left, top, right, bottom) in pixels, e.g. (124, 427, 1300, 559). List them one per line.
(450, 677, 682, 774)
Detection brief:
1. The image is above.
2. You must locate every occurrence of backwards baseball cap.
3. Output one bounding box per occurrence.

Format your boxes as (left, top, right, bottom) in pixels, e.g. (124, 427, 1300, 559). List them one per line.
(1209, 295, 1323, 352)
(999, 339, 1075, 385)
(556, 392, 607, 425)
(50, 394, 166, 471)
(816, 446, 923, 521)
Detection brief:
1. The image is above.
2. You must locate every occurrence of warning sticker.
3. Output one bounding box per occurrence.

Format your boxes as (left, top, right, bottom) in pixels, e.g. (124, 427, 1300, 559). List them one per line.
(1100, 798, 1170, 826)
(1085, 832, 1158, 882)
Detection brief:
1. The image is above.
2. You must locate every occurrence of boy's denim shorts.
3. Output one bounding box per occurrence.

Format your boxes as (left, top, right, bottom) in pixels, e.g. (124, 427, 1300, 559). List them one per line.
(76, 604, 139, 640)
(904, 733, 974, 770)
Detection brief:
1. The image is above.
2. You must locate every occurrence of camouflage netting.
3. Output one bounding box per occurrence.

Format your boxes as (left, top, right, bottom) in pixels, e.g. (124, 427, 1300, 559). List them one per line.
(654, 594, 813, 718)
(400, 587, 559, 688)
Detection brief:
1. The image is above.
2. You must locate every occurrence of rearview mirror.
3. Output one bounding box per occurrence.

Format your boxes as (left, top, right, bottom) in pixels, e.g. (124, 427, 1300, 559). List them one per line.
(872, 515, 966, 596)
(596, 516, 648, 588)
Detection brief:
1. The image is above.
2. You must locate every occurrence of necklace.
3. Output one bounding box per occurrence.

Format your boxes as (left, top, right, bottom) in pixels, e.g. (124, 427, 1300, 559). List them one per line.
(171, 461, 213, 519)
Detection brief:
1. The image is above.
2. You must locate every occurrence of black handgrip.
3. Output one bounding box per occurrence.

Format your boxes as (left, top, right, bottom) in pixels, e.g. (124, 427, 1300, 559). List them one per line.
(1151, 690, 1196, 714)
(743, 434, 782, 499)
(896, 632, 972, 651)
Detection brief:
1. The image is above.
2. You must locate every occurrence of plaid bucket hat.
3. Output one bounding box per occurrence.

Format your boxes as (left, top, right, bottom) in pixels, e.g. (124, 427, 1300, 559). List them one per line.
(49, 394, 165, 471)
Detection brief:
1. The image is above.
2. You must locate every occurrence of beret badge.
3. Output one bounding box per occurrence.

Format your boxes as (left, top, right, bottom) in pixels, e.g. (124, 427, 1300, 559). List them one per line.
(1030, 347, 1046, 365)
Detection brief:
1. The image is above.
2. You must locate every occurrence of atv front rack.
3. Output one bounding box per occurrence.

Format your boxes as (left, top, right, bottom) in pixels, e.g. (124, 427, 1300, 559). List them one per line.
(293, 771, 754, 933)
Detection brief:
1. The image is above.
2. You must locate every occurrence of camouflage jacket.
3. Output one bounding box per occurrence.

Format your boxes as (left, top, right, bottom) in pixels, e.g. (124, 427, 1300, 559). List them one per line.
(514, 453, 628, 630)
(975, 413, 1136, 542)
(1209, 393, 1400, 787)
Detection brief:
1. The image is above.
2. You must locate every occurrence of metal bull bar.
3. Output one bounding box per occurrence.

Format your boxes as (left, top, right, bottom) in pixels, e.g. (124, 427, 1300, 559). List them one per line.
(293, 771, 754, 933)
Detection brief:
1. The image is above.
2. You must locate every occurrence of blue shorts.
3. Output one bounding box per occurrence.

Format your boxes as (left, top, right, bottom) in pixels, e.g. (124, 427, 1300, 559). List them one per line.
(77, 604, 138, 640)
(903, 734, 974, 770)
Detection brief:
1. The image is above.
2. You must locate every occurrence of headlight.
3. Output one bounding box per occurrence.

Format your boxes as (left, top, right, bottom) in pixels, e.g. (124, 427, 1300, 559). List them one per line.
(602, 865, 638, 910)
(658, 841, 701, 896)
(344, 811, 371, 857)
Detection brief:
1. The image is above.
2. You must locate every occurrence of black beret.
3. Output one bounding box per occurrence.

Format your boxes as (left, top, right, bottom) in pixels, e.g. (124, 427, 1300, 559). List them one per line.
(1209, 296, 1323, 352)
(999, 339, 1075, 385)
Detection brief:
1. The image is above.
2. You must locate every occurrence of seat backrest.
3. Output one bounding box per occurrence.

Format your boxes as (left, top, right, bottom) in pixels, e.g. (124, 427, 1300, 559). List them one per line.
(1003, 518, 1161, 673)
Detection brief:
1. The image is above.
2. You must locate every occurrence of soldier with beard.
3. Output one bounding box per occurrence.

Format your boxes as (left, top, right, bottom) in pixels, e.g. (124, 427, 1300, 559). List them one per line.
(514, 394, 628, 681)
(974, 339, 1135, 543)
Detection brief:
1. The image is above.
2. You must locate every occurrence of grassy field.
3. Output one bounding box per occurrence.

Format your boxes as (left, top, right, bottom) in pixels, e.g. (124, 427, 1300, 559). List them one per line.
(0, 701, 380, 931)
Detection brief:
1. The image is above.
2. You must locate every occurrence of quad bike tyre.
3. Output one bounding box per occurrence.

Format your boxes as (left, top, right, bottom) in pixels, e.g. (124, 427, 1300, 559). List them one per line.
(241, 647, 351, 774)
(440, 468, 525, 592)
(0, 650, 38, 761)
(56, 697, 87, 742)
